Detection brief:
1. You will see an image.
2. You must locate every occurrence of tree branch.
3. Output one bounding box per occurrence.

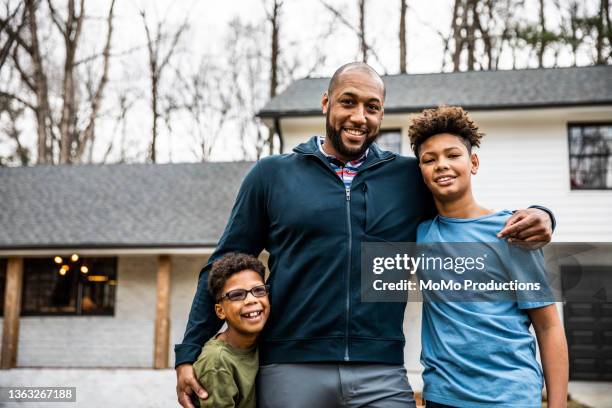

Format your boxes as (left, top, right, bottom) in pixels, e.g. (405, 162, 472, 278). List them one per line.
(0, 90, 36, 111)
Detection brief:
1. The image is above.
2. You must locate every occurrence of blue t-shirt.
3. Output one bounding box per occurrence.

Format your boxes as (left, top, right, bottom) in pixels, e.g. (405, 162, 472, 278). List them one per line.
(416, 210, 553, 408)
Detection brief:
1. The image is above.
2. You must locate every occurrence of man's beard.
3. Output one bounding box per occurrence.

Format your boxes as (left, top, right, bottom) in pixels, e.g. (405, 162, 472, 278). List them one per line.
(325, 110, 378, 160)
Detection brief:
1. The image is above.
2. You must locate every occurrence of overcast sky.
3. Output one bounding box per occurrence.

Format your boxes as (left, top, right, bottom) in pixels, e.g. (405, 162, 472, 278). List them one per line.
(94, 0, 471, 162)
(2, 0, 594, 163)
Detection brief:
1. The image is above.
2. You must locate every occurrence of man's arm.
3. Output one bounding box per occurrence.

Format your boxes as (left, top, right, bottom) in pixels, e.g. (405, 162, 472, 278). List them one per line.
(497, 206, 555, 246)
(175, 162, 269, 407)
(528, 305, 569, 408)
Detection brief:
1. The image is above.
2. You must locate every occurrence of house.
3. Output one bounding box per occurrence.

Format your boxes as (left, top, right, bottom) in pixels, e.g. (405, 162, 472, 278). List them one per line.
(0, 162, 255, 369)
(1, 66, 610, 385)
(258, 65, 612, 382)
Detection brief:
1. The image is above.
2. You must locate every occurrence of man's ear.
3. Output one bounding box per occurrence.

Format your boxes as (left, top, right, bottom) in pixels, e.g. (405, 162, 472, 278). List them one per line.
(214, 303, 226, 320)
(470, 153, 479, 175)
(321, 91, 329, 115)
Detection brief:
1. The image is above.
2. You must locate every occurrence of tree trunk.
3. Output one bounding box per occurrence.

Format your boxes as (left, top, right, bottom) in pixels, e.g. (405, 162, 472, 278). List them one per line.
(150, 75, 158, 163)
(595, 0, 605, 64)
(466, 0, 476, 70)
(537, 0, 546, 68)
(451, 0, 462, 71)
(399, 0, 407, 73)
(59, 0, 85, 164)
(25, 0, 51, 164)
(269, 0, 280, 99)
(358, 0, 367, 62)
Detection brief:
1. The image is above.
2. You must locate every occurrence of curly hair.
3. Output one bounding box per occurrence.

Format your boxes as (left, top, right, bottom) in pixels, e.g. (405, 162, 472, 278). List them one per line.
(208, 253, 266, 301)
(408, 106, 484, 157)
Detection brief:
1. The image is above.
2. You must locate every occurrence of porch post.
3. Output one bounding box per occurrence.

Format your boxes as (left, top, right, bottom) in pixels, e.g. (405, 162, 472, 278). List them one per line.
(153, 255, 171, 368)
(1, 257, 24, 369)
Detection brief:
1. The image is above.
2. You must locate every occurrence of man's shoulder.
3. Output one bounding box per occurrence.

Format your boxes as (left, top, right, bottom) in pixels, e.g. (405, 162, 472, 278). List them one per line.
(389, 153, 419, 168)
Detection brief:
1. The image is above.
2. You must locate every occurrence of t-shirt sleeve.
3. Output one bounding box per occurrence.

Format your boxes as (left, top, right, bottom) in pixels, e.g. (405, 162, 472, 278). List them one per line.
(198, 369, 239, 408)
(506, 244, 555, 309)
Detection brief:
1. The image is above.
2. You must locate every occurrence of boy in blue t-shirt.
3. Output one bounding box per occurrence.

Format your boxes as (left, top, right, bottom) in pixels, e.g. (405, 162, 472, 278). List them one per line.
(408, 106, 568, 408)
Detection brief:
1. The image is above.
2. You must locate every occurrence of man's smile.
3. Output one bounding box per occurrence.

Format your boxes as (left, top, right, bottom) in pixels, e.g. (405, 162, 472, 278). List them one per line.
(342, 127, 368, 141)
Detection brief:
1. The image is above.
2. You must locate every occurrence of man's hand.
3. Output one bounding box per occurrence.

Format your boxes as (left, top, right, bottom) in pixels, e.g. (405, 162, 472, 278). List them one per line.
(176, 363, 208, 408)
(497, 208, 553, 249)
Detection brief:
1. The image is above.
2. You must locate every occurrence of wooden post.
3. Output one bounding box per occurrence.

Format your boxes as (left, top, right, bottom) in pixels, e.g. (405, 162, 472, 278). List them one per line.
(1, 257, 23, 369)
(153, 255, 171, 369)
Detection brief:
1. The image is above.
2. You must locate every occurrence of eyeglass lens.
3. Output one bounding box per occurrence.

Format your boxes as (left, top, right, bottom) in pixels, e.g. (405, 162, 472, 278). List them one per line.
(226, 285, 268, 301)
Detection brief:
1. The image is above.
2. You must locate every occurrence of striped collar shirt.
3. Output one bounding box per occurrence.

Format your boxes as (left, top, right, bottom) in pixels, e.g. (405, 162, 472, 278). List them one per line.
(317, 136, 368, 190)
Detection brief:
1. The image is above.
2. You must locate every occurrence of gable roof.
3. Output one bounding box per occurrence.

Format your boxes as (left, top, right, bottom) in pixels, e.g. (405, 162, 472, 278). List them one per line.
(0, 162, 254, 250)
(258, 65, 612, 118)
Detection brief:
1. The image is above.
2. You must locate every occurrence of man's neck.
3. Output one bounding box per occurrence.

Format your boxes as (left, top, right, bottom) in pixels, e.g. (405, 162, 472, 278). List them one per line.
(320, 137, 363, 164)
(218, 328, 257, 349)
(434, 191, 492, 219)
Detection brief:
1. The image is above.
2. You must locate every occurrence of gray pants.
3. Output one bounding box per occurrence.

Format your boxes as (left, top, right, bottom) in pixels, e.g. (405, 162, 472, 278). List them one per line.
(257, 363, 416, 408)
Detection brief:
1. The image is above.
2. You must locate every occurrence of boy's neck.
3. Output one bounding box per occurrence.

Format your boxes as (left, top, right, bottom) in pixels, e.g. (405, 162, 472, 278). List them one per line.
(434, 191, 492, 219)
(217, 328, 258, 350)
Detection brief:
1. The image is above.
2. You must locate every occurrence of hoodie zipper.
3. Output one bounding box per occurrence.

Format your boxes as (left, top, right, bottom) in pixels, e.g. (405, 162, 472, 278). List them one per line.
(297, 149, 395, 362)
(362, 183, 368, 231)
(344, 185, 352, 361)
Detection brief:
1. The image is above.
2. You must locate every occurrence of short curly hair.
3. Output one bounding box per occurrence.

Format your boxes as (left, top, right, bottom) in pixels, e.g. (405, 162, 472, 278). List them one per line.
(409, 106, 484, 157)
(208, 253, 266, 301)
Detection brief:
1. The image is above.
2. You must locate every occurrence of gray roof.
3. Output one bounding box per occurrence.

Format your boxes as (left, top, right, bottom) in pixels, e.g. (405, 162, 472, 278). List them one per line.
(259, 65, 612, 117)
(0, 162, 254, 249)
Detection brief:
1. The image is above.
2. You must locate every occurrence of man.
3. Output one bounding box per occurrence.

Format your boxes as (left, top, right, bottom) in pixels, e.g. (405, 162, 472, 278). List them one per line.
(176, 62, 554, 408)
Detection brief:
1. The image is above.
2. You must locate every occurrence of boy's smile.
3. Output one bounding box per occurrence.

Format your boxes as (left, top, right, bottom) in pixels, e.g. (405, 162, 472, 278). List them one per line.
(433, 174, 457, 187)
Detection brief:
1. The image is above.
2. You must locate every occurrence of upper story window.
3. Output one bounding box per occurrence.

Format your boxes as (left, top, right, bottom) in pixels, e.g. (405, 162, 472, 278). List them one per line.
(569, 123, 612, 190)
(21, 256, 117, 316)
(376, 129, 402, 154)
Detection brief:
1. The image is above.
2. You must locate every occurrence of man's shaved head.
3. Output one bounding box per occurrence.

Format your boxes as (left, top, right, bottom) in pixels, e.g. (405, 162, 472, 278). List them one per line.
(327, 62, 386, 100)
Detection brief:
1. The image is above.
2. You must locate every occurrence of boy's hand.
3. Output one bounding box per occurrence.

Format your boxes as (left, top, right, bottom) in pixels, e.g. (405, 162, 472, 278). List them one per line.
(497, 208, 553, 249)
(176, 363, 208, 408)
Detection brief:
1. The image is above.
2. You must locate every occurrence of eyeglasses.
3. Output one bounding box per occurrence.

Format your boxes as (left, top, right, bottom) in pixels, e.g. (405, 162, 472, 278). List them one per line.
(220, 284, 269, 301)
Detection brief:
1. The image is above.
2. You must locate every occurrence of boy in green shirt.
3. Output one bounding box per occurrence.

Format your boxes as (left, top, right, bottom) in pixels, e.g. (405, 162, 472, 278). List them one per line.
(192, 253, 270, 408)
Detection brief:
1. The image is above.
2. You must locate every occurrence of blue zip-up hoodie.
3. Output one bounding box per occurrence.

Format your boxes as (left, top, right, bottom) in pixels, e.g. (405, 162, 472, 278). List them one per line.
(175, 136, 434, 366)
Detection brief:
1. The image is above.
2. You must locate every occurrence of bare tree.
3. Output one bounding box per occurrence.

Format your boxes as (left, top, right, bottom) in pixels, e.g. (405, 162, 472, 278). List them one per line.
(172, 58, 232, 161)
(319, 0, 386, 70)
(0, 0, 116, 164)
(140, 7, 188, 163)
(265, 0, 283, 155)
(399, 0, 407, 73)
(0, 2, 26, 71)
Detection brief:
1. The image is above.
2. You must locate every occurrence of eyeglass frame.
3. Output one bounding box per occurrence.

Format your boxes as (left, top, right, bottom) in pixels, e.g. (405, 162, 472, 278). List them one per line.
(218, 284, 270, 302)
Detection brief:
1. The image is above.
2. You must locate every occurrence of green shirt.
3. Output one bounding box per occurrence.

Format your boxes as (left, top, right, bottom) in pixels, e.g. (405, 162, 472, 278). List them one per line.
(193, 336, 258, 408)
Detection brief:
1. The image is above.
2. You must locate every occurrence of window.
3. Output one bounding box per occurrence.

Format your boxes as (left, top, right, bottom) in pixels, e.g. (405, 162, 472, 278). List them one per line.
(0, 259, 6, 316)
(568, 123, 612, 190)
(21, 256, 117, 316)
(377, 129, 402, 153)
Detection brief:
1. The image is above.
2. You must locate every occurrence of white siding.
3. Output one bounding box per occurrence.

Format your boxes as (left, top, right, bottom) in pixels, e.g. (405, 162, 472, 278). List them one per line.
(169, 255, 209, 368)
(280, 107, 612, 242)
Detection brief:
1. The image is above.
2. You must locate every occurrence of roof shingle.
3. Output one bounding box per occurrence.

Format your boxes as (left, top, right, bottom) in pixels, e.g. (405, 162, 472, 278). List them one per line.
(258, 66, 612, 117)
(0, 162, 254, 249)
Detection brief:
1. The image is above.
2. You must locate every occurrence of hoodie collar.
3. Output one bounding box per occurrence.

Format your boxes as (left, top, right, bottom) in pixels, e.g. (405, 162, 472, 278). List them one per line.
(294, 135, 395, 168)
